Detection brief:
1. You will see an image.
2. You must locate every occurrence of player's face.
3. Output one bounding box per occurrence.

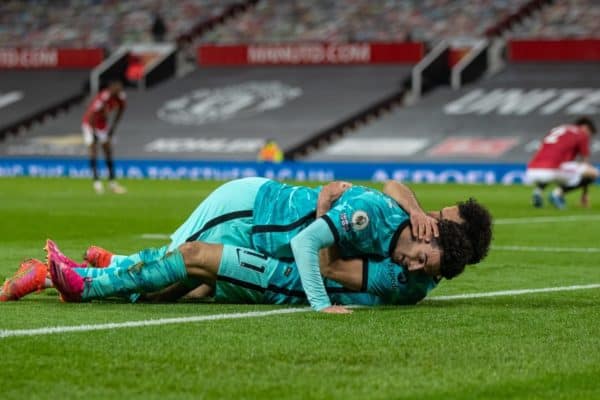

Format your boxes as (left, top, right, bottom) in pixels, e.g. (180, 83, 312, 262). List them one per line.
(427, 206, 463, 224)
(109, 82, 123, 95)
(392, 227, 442, 277)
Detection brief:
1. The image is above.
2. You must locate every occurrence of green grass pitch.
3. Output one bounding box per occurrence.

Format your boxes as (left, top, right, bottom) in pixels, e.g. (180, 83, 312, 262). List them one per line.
(0, 177, 599, 400)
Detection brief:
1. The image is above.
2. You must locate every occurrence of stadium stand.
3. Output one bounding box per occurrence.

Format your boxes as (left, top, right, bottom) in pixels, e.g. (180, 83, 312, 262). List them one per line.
(0, 66, 410, 160)
(201, 0, 532, 44)
(0, 0, 244, 49)
(307, 61, 600, 162)
(509, 0, 600, 38)
(0, 70, 88, 140)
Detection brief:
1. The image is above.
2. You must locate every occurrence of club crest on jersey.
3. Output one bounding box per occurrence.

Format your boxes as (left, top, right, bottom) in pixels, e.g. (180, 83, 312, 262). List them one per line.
(351, 210, 369, 231)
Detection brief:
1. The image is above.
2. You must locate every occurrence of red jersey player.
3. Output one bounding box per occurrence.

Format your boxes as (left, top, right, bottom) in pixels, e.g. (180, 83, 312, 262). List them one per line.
(525, 117, 598, 209)
(82, 80, 127, 194)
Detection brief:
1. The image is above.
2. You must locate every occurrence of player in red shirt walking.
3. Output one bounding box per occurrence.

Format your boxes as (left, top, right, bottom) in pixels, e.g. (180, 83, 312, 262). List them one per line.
(82, 80, 127, 194)
(525, 117, 598, 209)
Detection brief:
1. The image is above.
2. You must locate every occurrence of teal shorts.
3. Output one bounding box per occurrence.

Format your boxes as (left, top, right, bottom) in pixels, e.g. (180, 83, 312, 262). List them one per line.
(214, 244, 277, 304)
(168, 177, 269, 251)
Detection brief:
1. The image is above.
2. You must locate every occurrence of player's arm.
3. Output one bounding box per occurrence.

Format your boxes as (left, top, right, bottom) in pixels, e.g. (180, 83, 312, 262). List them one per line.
(317, 181, 352, 216)
(316, 181, 352, 276)
(383, 180, 438, 241)
(579, 134, 591, 164)
(138, 281, 199, 302)
(108, 106, 124, 138)
(88, 109, 99, 134)
(320, 257, 364, 291)
(290, 220, 351, 314)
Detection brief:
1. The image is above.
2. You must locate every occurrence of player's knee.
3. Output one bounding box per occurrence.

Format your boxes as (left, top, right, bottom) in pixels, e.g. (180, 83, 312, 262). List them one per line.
(178, 242, 210, 267)
(583, 167, 599, 180)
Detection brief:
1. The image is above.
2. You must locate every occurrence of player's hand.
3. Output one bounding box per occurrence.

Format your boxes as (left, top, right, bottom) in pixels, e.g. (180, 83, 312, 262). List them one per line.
(320, 305, 353, 314)
(410, 212, 439, 242)
(319, 181, 352, 204)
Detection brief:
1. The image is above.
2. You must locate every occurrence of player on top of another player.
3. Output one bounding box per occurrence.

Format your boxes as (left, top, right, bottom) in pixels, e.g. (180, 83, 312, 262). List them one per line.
(52, 179, 489, 311)
(82, 80, 127, 194)
(1, 180, 492, 305)
(525, 117, 598, 209)
(48, 215, 473, 308)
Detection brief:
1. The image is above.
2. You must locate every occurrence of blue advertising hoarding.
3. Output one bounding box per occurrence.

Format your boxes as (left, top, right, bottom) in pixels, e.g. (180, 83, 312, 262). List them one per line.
(0, 157, 532, 184)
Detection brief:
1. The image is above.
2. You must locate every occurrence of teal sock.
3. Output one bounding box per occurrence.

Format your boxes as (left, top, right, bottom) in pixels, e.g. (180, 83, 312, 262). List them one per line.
(81, 249, 188, 300)
(73, 246, 169, 279)
(106, 246, 168, 269)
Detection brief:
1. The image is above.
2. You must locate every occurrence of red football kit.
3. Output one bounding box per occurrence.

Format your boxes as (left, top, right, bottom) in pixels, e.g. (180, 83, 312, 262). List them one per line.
(528, 124, 590, 169)
(82, 89, 126, 130)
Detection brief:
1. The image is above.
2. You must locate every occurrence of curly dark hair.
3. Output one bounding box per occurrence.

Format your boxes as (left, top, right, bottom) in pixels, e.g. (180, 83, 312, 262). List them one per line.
(457, 198, 493, 264)
(574, 116, 596, 134)
(436, 220, 473, 280)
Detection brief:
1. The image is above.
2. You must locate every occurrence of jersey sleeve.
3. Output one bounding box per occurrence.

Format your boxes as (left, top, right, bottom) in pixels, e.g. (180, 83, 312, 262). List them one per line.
(290, 218, 335, 311)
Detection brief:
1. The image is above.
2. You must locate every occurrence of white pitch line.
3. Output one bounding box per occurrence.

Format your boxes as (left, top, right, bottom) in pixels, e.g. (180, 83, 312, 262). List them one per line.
(3, 284, 600, 339)
(493, 245, 600, 253)
(141, 233, 170, 240)
(428, 283, 600, 301)
(495, 215, 600, 225)
(0, 308, 310, 339)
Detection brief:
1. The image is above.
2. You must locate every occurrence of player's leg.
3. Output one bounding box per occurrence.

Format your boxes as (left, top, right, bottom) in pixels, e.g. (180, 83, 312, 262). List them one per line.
(101, 141, 126, 194)
(84, 245, 114, 268)
(559, 163, 599, 207)
(524, 168, 555, 208)
(50, 241, 272, 303)
(203, 243, 278, 304)
(82, 124, 103, 194)
(532, 182, 547, 208)
(0, 259, 52, 301)
(167, 177, 269, 251)
(50, 245, 188, 301)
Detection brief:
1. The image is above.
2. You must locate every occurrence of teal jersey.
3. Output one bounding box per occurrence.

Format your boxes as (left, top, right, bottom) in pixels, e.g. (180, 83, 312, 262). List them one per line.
(322, 186, 410, 259)
(252, 182, 409, 261)
(365, 258, 438, 305)
(251, 180, 321, 258)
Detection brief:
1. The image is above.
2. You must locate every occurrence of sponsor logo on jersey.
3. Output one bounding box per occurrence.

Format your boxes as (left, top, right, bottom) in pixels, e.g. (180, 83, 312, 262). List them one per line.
(157, 81, 302, 126)
(351, 210, 369, 231)
(340, 213, 351, 232)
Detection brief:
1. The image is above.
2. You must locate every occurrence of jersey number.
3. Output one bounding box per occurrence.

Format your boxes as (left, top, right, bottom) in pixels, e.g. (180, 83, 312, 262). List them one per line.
(543, 126, 568, 144)
(237, 248, 267, 273)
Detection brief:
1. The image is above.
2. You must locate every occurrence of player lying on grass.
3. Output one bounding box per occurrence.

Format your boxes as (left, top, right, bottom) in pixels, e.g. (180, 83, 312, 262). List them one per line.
(1, 180, 492, 307)
(97, 178, 490, 312)
(47, 215, 472, 307)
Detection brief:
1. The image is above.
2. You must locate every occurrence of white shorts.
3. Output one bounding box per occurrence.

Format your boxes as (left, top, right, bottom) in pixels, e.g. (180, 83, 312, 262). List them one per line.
(82, 123, 109, 146)
(525, 161, 587, 187)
